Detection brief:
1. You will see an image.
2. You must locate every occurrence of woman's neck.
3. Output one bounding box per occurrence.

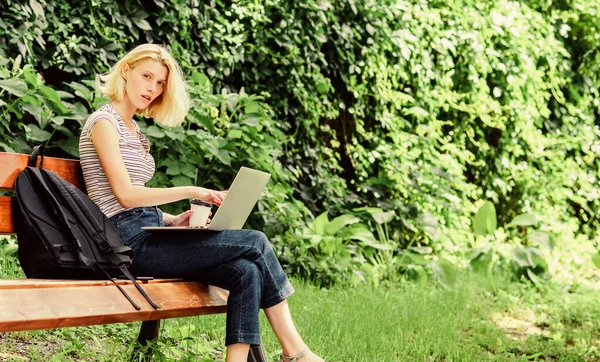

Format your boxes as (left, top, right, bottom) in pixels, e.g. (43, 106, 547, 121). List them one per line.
(110, 99, 136, 126)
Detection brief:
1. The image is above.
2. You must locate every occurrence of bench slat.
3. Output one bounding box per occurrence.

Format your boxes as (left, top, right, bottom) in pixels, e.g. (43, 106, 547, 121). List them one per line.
(0, 196, 12, 234)
(0, 278, 183, 289)
(0, 279, 228, 332)
(0, 152, 83, 190)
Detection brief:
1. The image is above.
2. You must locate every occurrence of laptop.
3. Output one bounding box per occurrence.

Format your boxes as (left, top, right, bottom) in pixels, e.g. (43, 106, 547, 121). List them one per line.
(142, 167, 270, 231)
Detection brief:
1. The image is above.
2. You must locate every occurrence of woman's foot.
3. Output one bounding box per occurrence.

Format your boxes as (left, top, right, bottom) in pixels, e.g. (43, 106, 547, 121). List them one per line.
(280, 347, 324, 362)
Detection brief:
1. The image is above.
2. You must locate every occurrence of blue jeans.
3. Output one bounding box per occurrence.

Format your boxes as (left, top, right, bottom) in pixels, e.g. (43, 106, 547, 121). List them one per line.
(109, 207, 294, 346)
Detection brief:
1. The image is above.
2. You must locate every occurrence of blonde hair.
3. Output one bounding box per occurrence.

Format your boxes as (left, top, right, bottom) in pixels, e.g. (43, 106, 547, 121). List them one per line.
(97, 44, 189, 127)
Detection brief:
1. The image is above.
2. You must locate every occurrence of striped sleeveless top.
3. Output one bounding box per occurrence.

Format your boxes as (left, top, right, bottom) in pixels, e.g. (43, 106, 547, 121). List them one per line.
(79, 104, 155, 217)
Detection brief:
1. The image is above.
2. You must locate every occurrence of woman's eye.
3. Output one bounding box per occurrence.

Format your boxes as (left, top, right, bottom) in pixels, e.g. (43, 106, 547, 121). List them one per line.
(143, 74, 150, 79)
(158, 81, 165, 87)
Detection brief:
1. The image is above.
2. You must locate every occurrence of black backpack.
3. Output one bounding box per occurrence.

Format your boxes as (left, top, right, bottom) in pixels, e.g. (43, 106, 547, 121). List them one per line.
(13, 146, 158, 310)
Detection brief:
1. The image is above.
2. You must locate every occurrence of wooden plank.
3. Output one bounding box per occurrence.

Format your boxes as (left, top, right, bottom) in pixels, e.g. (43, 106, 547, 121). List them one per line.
(0, 278, 184, 289)
(0, 152, 83, 190)
(0, 196, 12, 234)
(0, 279, 228, 332)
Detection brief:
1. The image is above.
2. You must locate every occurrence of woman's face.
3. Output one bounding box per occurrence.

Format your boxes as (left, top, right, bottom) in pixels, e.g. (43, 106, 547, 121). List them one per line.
(122, 59, 168, 110)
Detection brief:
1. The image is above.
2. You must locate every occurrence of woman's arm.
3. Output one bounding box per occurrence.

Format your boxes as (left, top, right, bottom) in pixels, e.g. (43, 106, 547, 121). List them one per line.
(90, 118, 226, 208)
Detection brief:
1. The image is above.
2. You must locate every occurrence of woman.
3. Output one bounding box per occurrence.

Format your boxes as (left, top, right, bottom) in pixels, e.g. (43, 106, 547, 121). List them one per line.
(78, 43, 324, 362)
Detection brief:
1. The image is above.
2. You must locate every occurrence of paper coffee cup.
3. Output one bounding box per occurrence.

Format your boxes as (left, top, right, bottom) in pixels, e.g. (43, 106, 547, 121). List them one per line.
(189, 200, 212, 227)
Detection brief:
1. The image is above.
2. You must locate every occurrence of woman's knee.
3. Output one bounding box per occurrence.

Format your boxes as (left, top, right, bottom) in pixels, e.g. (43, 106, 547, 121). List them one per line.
(247, 230, 272, 253)
(230, 258, 263, 288)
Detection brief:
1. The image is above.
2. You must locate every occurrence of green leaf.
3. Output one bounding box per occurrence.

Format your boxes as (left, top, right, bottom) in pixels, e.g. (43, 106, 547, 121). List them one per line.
(312, 212, 329, 235)
(22, 67, 38, 86)
(191, 72, 212, 93)
(593, 253, 600, 270)
(473, 201, 497, 235)
(353, 206, 383, 214)
(68, 82, 92, 102)
(358, 232, 394, 250)
(467, 247, 492, 271)
(512, 247, 532, 267)
(38, 85, 62, 105)
(432, 258, 458, 288)
(164, 130, 185, 141)
(166, 165, 181, 176)
(181, 163, 197, 178)
(228, 129, 243, 139)
(225, 92, 239, 110)
(241, 113, 261, 126)
(56, 91, 74, 99)
(29, 0, 45, 18)
(418, 213, 439, 240)
(137, 19, 152, 31)
(529, 231, 553, 250)
(56, 137, 80, 157)
(316, 81, 330, 94)
(2, 243, 18, 256)
(171, 175, 193, 187)
(406, 253, 430, 266)
(507, 213, 537, 227)
(24, 124, 51, 142)
(38, 86, 69, 115)
(21, 103, 44, 124)
(145, 125, 165, 138)
(191, 114, 216, 134)
(403, 106, 429, 118)
(372, 210, 395, 224)
(216, 148, 231, 166)
(325, 214, 360, 235)
(345, 227, 377, 244)
(0, 79, 28, 97)
(409, 246, 432, 254)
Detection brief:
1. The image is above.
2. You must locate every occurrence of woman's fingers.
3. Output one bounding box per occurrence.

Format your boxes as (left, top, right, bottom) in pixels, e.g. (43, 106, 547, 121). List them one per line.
(209, 190, 227, 205)
(193, 187, 228, 206)
(172, 210, 192, 226)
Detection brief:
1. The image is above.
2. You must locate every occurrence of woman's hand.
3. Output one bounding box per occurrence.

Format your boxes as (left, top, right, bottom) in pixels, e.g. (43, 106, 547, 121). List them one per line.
(164, 210, 192, 226)
(191, 187, 227, 206)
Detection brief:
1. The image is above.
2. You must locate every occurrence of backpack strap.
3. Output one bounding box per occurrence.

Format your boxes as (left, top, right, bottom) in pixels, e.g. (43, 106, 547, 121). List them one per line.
(28, 145, 45, 168)
(78, 252, 142, 310)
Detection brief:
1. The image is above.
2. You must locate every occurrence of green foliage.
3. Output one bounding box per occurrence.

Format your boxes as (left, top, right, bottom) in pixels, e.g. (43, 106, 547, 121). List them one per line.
(0, 236, 23, 279)
(0, 0, 598, 287)
(468, 201, 554, 283)
(0, 60, 82, 155)
(473, 201, 497, 236)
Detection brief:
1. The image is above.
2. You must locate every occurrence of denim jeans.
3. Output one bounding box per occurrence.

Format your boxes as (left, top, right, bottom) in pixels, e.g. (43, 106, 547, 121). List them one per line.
(109, 207, 294, 346)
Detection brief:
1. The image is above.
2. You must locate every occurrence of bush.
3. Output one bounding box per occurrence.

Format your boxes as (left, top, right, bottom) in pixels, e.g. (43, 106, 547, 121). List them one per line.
(1, 0, 599, 286)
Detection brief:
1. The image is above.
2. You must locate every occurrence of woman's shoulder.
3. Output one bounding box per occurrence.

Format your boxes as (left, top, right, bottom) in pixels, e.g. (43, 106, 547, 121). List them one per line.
(83, 104, 122, 134)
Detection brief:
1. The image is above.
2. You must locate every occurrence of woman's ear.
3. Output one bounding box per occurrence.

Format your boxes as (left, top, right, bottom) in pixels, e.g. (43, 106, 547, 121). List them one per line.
(121, 63, 130, 81)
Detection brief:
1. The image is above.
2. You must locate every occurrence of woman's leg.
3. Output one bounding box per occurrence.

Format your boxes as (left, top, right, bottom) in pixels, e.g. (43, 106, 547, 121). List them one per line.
(264, 301, 324, 362)
(132, 228, 295, 310)
(120, 225, 293, 345)
(199, 259, 263, 346)
(226, 343, 250, 362)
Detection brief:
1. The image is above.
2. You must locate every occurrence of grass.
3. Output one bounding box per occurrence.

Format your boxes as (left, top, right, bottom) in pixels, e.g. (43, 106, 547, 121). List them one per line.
(1, 272, 599, 361)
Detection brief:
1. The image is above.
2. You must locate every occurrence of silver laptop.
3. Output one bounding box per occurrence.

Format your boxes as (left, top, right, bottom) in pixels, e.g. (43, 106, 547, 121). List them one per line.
(142, 167, 270, 231)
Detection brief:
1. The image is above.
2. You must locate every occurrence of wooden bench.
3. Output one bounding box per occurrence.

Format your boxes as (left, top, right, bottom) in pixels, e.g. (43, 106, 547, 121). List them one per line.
(0, 151, 268, 361)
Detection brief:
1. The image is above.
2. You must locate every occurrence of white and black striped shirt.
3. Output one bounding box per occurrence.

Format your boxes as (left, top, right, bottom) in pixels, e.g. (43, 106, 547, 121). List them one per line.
(79, 104, 155, 217)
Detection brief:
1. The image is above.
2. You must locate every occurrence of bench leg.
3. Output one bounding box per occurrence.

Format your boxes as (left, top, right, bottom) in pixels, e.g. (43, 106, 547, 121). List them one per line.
(131, 320, 161, 362)
(247, 344, 268, 362)
(138, 320, 161, 344)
